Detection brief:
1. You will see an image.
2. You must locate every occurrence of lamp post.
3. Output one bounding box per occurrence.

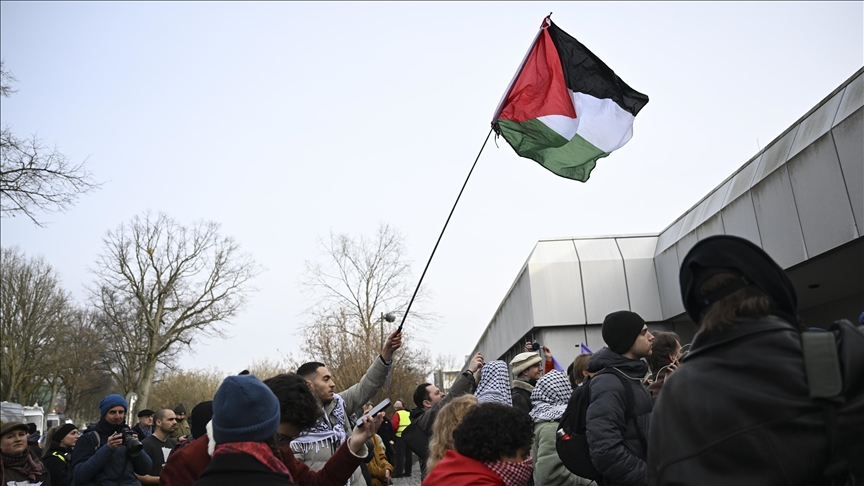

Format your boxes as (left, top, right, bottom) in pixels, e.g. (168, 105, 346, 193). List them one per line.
(380, 312, 396, 348)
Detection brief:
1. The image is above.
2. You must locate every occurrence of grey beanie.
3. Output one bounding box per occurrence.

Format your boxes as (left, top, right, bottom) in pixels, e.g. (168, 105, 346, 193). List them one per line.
(212, 375, 280, 444)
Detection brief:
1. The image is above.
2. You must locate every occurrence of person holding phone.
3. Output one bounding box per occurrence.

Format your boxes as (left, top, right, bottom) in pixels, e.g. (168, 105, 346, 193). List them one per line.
(645, 332, 682, 400)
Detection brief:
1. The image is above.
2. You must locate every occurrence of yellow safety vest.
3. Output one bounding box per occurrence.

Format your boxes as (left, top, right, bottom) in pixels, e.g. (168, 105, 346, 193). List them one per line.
(395, 409, 411, 437)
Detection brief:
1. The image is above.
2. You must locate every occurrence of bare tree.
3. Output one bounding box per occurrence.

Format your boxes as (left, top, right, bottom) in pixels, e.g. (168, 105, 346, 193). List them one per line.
(299, 224, 436, 410)
(55, 309, 116, 426)
(148, 367, 224, 412)
(89, 211, 261, 408)
(0, 246, 73, 404)
(0, 60, 100, 226)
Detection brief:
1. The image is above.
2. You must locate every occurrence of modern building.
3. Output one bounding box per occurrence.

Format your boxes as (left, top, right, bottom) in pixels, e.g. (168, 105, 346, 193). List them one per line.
(467, 67, 863, 372)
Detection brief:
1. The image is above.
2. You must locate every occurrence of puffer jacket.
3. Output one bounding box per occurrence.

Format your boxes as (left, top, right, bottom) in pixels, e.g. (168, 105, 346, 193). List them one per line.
(585, 348, 652, 486)
(71, 423, 152, 486)
(648, 316, 864, 485)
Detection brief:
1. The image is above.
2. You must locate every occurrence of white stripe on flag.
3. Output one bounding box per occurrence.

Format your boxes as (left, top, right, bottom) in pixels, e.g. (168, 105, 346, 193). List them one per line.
(537, 91, 636, 153)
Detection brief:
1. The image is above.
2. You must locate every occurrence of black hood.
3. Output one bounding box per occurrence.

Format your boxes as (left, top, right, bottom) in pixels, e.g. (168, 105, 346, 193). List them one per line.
(586, 347, 649, 378)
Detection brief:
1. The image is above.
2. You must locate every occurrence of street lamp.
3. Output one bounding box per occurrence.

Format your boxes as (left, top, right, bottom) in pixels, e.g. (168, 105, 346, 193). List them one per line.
(380, 312, 396, 348)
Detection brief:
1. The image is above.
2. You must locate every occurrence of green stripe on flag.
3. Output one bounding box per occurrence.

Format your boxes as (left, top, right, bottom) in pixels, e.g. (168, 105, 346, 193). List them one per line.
(498, 119, 608, 182)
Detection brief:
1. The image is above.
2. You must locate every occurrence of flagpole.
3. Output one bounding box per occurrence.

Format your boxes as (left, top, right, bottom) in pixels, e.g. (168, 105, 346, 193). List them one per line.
(396, 127, 494, 334)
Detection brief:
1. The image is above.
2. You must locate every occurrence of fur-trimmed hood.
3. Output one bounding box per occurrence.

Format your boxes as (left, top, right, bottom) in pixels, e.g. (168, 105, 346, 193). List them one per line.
(511, 379, 535, 393)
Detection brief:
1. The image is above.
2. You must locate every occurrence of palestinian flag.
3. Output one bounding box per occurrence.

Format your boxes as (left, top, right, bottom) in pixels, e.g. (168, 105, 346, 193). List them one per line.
(493, 18, 649, 182)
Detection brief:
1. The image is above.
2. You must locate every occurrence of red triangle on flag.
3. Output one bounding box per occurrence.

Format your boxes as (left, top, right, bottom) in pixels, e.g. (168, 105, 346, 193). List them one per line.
(498, 28, 576, 123)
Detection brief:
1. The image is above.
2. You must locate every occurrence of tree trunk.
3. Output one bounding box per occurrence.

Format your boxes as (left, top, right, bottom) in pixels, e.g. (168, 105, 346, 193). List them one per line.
(48, 376, 59, 413)
(136, 358, 157, 411)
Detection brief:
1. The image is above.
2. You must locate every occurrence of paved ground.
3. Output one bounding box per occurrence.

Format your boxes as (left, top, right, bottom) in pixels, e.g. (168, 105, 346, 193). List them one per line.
(391, 475, 422, 486)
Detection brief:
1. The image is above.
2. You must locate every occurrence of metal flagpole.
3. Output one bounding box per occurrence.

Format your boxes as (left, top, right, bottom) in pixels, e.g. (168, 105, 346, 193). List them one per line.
(396, 126, 494, 333)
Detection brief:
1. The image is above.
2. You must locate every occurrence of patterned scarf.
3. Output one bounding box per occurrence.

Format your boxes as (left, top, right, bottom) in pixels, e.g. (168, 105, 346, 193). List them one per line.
(476, 360, 513, 406)
(1, 451, 42, 482)
(529, 370, 572, 423)
(484, 456, 534, 486)
(213, 442, 292, 479)
(290, 393, 347, 455)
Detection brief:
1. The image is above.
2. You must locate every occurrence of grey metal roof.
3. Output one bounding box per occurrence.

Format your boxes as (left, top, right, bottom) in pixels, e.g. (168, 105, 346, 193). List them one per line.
(470, 67, 864, 364)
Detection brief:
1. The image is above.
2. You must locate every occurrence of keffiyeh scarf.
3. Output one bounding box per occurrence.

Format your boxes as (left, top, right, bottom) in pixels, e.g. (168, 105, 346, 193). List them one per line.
(529, 370, 572, 423)
(290, 393, 348, 455)
(484, 456, 534, 486)
(476, 360, 513, 406)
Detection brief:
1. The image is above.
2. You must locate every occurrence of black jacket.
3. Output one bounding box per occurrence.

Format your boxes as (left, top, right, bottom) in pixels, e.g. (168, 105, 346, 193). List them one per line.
(193, 452, 296, 486)
(586, 348, 653, 486)
(511, 380, 533, 414)
(648, 316, 864, 486)
(42, 444, 72, 486)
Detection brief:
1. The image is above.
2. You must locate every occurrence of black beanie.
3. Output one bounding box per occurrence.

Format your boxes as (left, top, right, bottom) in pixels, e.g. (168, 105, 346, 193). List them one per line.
(53, 423, 78, 443)
(189, 400, 214, 440)
(679, 235, 797, 323)
(602, 311, 646, 355)
(174, 403, 187, 415)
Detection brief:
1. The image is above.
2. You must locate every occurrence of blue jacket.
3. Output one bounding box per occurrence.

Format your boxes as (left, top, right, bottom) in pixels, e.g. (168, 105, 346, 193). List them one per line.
(71, 423, 152, 486)
(586, 348, 652, 486)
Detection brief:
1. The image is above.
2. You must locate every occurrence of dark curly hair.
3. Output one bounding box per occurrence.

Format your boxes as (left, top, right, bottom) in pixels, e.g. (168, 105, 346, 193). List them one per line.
(453, 403, 533, 462)
(645, 331, 680, 374)
(263, 373, 321, 429)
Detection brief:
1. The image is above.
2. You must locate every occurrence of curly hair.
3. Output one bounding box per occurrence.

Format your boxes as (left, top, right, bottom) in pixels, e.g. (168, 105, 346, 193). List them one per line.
(263, 373, 322, 429)
(426, 395, 478, 472)
(645, 332, 680, 374)
(453, 402, 533, 462)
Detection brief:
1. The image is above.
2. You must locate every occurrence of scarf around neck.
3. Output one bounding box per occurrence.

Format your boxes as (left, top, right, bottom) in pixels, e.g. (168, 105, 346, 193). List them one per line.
(484, 456, 534, 486)
(290, 393, 347, 455)
(529, 371, 572, 423)
(2, 451, 42, 482)
(476, 360, 513, 406)
(213, 442, 292, 479)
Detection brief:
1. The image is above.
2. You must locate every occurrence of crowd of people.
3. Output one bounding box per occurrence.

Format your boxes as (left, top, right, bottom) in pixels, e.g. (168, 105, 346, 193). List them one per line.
(2, 235, 863, 486)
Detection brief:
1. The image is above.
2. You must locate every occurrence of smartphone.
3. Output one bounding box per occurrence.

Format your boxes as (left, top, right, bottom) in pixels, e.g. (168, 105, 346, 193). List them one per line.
(354, 398, 391, 428)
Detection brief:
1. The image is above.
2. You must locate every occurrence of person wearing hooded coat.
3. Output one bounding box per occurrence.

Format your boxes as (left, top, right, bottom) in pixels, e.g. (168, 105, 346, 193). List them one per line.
(648, 235, 864, 486)
(71, 394, 153, 486)
(528, 371, 592, 486)
(585, 311, 654, 486)
(42, 423, 79, 486)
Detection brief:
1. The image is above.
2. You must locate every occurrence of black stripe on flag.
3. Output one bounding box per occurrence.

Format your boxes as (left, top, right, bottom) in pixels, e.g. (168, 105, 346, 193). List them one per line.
(547, 21, 649, 117)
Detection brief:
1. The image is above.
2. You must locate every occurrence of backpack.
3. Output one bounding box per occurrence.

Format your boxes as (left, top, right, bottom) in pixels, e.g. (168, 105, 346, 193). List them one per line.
(555, 368, 645, 480)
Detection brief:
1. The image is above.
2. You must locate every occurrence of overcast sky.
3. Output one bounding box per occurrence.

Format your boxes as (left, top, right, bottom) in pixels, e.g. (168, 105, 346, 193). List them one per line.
(2, 2, 861, 378)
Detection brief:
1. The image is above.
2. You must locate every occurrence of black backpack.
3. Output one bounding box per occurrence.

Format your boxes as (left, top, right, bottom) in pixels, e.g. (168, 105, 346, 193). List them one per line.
(555, 368, 645, 480)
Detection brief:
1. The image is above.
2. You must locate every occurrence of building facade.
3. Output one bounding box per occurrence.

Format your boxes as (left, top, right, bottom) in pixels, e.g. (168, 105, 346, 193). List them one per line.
(468, 68, 864, 371)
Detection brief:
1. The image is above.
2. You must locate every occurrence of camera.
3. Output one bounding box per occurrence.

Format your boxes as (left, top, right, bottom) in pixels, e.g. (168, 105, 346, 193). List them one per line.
(531, 342, 541, 351)
(119, 425, 143, 456)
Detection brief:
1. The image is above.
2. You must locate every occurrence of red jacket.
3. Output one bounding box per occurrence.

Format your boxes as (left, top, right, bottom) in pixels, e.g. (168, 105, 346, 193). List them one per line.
(159, 434, 362, 486)
(422, 450, 503, 486)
